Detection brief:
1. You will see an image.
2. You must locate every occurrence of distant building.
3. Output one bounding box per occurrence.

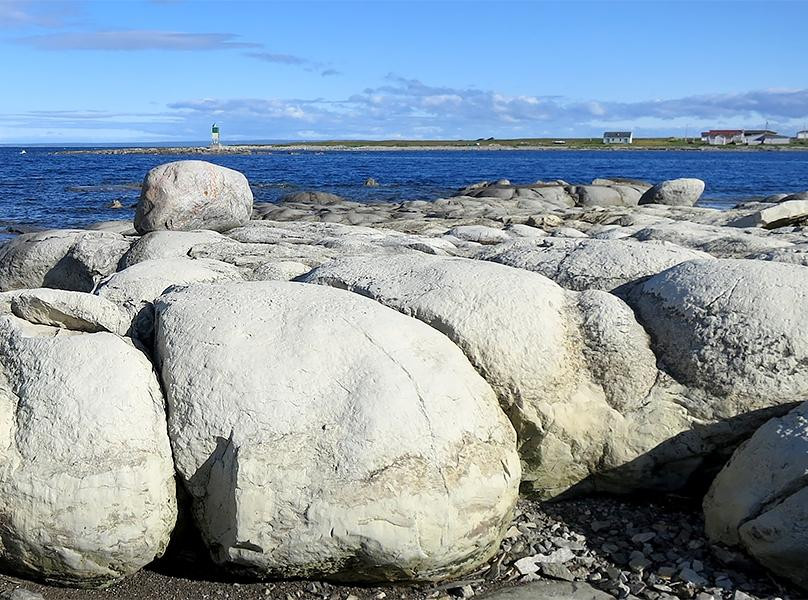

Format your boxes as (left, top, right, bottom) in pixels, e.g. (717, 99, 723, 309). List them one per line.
(211, 123, 221, 148)
(603, 131, 633, 144)
(742, 129, 777, 144)
(797, 130, 808, 140)
(701, 129, 745, 145)
(759, 134, 791, 145)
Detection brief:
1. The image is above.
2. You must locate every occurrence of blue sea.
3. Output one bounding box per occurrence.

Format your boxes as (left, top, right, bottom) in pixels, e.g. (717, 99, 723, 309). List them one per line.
(2, 146, 808, 234)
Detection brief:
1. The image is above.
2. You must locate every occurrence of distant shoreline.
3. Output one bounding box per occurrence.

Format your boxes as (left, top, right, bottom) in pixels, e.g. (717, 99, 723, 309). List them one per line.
(56, 139, 808, 155)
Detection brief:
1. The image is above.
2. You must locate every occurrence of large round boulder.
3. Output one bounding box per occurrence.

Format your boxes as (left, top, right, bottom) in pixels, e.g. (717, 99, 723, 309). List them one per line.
(627, 259, 808, 405)
(703, 402, 808, 590)
(153, 281, 520, 581)
(0, 314, 176, 586)
(134, 161, 253, 234)
(639, 178, 705, 206)
(0, 230, 131, 292)
(302, 255, 699, 498)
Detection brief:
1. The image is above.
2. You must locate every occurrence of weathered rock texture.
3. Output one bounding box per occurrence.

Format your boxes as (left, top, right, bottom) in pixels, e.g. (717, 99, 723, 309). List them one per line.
(134, 161, 253, 234)
(639, 178, 705, 206)
(477, 238, 710, 292)
(0, 230, 131, 292)
(704, 402, 808, 590)
(153, 281, 520, 581)
(0, 315, 176, 586)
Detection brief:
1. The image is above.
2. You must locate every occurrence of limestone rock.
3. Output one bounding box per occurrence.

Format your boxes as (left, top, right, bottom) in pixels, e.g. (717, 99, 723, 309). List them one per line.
(11, 288, 126, 334)
(478, 238, 710, 292)
(728, 200, 808, 229)
(134, 161, 253, 234)
(627, 258, 808, 405)
(0, 315, 176, 586)
(446, 225, 511, 245)
(632, 221, 793, 258)
(279, 191, 346, 204)
(0, 230, 131, 292)
(303, 255, 671, 498)
(153, 281, 520, 580)
(639, 178, 705, 206)
(96, 257, 242, 340)
(119, 229, 229, 269)
(572, 185, 637, 208)
(704, 402, 808, 590)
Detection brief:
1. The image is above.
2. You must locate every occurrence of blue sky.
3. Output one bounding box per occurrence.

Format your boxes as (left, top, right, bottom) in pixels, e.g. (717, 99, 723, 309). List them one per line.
(1, 0, 807, 143)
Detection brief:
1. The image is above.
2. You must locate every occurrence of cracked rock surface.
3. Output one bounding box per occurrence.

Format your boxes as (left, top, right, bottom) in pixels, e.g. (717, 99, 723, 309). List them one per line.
(152, 281, 520, 581)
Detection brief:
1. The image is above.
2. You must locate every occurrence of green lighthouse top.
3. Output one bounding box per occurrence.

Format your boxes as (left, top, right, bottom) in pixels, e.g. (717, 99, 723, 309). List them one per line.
(212, 123, 220, 134)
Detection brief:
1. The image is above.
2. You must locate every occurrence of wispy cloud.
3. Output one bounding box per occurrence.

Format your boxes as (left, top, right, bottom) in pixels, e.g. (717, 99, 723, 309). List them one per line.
(16, 29, 261, 51)
(246, 52, 309, 66)
(0, 0, 78, 28)
(244, 50, 340, 77)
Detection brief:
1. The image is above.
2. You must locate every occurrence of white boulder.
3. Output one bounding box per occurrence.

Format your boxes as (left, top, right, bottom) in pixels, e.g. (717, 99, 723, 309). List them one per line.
(628, 259, 808, 405)
(0, 315, 176, 586)
(11, 288, 127, 334)
(153, 281, 520, 580)
(0, 230, 131, 292)
(96, 257, 242, 339)
(639, 178, 705, 206)
(704, 402, 808, 590)
(134, 161, 253, 234)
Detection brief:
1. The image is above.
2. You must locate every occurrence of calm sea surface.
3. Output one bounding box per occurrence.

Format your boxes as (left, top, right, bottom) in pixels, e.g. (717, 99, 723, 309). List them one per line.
(2, 146, 808, 232)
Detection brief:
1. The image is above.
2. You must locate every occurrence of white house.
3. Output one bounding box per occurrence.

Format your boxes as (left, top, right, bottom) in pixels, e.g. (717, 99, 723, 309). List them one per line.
(603, 131, 633, 144)
(797, 130, 808, 140)
(701, 130, 745, 145)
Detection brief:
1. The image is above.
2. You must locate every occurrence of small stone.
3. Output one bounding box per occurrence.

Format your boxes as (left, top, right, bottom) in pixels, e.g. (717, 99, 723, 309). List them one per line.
(505, 525, 521, 539)
(514, 555, 540, 575)
(732, 593, 754, 600)
(656, 566, 677, 579)
(632, 532, 656, 544)
(1, 590, 45, 600)
(629, 552, 652, 572)
(539, 562, 575, 582)
(591, 520, 612, 532)
(364, 177, 380, 187)
(679, 567, 708, 587)
(695, 594, 714, 600)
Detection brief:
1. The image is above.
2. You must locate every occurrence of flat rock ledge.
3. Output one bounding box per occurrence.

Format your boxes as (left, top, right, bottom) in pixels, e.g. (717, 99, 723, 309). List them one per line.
(1, 161, 807, 600)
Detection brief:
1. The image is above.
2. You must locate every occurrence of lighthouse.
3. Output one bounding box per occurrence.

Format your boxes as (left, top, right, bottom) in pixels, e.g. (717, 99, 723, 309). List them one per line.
(211, 123, 221, 149)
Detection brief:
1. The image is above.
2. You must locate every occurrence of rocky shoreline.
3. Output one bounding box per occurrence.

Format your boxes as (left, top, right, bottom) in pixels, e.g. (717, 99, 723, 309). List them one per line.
(1, 161, 807, 600)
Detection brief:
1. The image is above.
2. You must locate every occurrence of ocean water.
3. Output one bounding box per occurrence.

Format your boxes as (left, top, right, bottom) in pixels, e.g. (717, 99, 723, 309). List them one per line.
(2, 146, 808, 233)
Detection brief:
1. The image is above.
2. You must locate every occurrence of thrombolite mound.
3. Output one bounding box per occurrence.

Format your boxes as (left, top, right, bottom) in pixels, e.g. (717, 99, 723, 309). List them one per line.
(639, 178, 705, 207)
(627, 258, 808, 404)
(0, 229, 131, 292)
(703, 402, 808, 591)
(476, 237, 711, 292)
(134, 161, 253, 234)
(153, 281, 520, 581)
(0, 314, 176, 587)
(305, 254, 723, 498)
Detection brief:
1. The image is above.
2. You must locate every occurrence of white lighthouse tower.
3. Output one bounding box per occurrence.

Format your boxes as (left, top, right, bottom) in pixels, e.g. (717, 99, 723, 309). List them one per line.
(211, 123, 221, 149)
